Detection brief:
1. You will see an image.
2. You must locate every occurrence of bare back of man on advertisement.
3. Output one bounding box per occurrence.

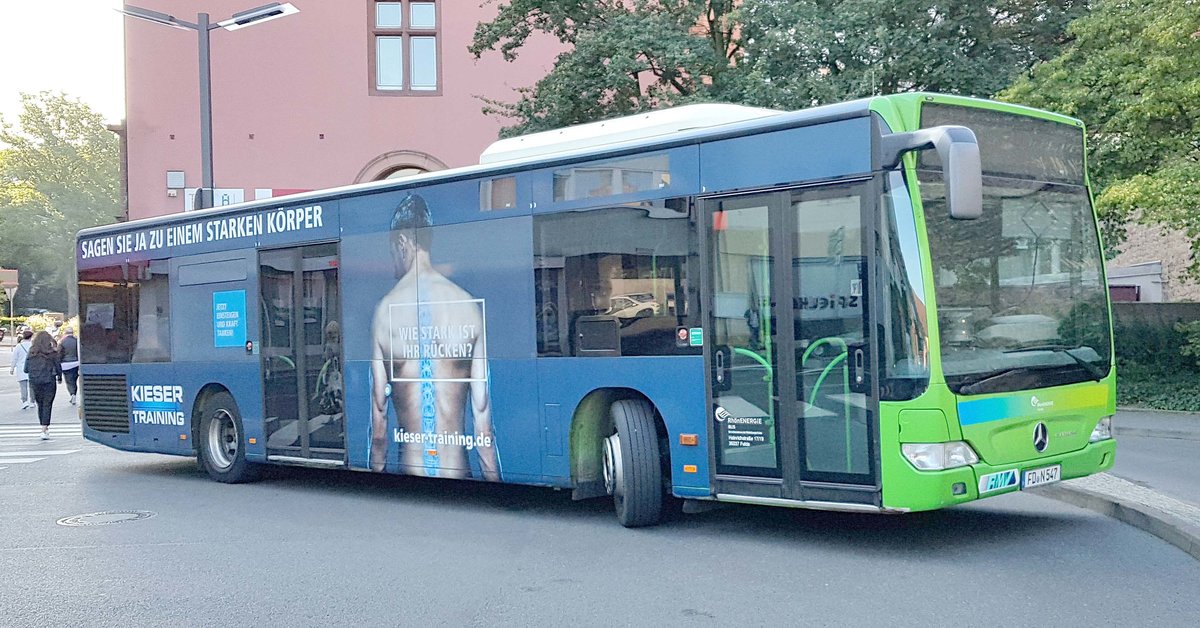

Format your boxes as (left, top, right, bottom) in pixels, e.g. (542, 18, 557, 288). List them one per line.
(369, 194, 500, 480)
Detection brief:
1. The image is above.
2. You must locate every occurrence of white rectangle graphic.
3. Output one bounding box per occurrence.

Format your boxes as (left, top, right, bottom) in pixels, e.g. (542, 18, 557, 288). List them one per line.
(388, 298, 488, 383)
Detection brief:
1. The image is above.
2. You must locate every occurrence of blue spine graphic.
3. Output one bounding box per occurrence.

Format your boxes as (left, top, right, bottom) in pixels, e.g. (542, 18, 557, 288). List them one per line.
(418, 290, 438, 476)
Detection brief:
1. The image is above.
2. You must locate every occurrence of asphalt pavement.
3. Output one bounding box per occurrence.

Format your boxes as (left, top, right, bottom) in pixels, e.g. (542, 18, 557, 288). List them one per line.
(1, 339, 1199, 625)
(1031, 408, 1200, 559)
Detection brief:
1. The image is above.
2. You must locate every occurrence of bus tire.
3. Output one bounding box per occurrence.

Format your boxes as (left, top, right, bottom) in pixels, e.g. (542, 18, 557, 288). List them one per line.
(198, 391, 262, 484)
(604, 399, 663, 527)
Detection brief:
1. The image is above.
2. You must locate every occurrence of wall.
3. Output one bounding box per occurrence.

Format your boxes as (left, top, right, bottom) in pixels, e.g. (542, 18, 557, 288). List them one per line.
(1109, 223, 1200, 302)
(124, 0, 560, 219)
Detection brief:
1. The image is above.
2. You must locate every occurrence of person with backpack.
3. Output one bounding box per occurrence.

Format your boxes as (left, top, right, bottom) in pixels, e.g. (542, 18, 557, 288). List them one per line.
(24, 331, 62, 440)
(9, 329, 33, 410)
(58, 326, 80, 405)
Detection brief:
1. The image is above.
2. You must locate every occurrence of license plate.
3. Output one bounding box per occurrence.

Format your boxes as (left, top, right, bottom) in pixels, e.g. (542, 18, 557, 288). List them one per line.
(1022, 464, 1061, 489)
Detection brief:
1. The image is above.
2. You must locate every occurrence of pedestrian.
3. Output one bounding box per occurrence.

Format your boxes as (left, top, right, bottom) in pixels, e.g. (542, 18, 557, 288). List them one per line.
(59, 326, 80, 405)
(9, 330, 33, 410)
(23, 331, 62, 440)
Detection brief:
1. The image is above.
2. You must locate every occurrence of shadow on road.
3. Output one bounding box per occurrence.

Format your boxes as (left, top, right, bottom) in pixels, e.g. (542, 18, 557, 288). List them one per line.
(107, 456, 1085, 557)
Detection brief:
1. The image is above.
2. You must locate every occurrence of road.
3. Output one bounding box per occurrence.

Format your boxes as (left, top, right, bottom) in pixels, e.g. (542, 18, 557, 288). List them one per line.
(2, 399, 1199, 626)
(1111, 432, 1200, 507)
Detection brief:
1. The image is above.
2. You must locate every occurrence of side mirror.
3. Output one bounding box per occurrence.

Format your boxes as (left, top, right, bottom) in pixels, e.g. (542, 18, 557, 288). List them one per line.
(880, 125, 982, 220)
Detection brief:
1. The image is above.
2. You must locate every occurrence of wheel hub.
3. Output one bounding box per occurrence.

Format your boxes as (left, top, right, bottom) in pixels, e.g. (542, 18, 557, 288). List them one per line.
(602, 433, 623, 497)
(206, 409, 238, 470)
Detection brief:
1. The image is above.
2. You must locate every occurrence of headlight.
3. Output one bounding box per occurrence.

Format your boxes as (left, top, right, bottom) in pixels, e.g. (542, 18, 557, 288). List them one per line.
(1089, 416, 1113, 442)
(902, 441, 980, 471)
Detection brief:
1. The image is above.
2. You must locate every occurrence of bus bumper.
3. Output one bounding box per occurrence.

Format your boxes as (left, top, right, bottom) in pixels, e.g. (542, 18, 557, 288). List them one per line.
(883, 438, 1116, 512)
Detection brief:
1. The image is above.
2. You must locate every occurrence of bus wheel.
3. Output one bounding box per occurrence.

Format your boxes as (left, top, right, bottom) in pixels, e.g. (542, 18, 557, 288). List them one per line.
(604, 399, 663, 527)
(198, 391, 261, 484)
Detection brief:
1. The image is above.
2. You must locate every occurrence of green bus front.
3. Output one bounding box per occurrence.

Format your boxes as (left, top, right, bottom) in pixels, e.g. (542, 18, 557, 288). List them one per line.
(877, 95, 1115, 511)
(707, 94, 1113, 513)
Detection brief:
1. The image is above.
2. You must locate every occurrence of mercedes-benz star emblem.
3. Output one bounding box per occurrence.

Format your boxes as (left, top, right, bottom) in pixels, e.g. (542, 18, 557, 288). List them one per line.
(1033, 422, 1049, 453)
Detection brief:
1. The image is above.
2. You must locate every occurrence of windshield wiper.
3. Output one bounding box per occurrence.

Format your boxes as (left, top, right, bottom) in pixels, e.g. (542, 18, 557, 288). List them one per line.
(1003, 345, 1106, 381)
(957, 366, 1048, 396)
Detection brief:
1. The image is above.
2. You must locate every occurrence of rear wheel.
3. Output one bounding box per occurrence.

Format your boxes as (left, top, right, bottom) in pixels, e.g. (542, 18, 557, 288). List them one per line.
(198, 391, 262, 483)
(604, 399, 663, 527)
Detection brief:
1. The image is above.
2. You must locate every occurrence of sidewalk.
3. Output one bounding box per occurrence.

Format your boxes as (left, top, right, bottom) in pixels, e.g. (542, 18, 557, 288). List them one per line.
(1034, 409, 1200, 560)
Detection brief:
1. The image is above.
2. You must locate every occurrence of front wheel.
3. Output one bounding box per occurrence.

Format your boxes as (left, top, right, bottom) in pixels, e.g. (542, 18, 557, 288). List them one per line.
(604, 399, 663, 527)
(198, 391, 262, 483)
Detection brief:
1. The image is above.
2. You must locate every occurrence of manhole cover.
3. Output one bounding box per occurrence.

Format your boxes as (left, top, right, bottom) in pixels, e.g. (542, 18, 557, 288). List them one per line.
(56, 510, 157, 527)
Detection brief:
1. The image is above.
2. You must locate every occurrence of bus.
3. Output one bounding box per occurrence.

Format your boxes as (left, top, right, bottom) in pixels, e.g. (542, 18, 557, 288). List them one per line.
(76, 93, 1115, 527)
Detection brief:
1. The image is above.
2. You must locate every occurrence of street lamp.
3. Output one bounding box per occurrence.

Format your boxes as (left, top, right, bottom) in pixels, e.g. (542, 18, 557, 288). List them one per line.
(117, 3, 300, 210)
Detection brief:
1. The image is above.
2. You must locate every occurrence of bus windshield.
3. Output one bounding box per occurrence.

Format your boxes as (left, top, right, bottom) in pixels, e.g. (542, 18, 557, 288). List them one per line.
(917, 106, 1111, 395)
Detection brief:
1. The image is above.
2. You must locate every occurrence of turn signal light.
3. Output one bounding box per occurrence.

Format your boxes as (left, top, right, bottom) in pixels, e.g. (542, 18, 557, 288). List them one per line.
(679, 434, 699, 446)
(683, 464, 698, 473)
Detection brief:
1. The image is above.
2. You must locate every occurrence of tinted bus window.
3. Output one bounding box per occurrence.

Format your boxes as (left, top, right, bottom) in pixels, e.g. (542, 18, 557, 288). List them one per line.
(553, 154, 670, 202)
(533, 199, 698, 356)
(79, 260, 171, 363)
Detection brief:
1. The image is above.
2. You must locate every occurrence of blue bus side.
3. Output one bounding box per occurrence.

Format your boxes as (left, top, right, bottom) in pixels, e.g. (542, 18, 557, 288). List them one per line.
(82, 115, 872, 498)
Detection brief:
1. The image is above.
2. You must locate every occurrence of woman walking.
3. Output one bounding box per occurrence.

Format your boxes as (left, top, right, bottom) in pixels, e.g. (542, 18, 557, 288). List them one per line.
(9, 329, 33, 410)
(24, 331, 62, 440)
(59, 326, 80, 405)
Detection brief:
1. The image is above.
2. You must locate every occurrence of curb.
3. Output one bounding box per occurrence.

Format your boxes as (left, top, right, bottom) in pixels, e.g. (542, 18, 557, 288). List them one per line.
(1115, 427, 1200, 441)
(1034, 475, 1200, 561)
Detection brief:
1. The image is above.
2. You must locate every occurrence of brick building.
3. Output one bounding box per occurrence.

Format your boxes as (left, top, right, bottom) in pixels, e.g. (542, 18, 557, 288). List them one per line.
(1108, 223, 1200, 302)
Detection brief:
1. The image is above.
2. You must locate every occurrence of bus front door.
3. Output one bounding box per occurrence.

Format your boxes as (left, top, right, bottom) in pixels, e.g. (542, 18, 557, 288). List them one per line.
(259, 243, 346, 464)
(706, 182, 878, 505)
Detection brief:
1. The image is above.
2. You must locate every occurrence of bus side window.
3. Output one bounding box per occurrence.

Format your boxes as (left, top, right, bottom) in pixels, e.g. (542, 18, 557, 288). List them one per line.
(533, 199, 697, 357)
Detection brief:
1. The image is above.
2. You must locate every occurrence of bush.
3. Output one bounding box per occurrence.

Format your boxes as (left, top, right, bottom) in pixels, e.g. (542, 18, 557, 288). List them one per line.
(1112, 313, 1200, 411)
(1113, 320, 1194, 371)
(1117, 360, 1200, 411)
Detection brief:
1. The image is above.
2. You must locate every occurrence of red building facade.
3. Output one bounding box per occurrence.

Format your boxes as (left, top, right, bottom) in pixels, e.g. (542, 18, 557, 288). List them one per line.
(123, 0, 557, 219)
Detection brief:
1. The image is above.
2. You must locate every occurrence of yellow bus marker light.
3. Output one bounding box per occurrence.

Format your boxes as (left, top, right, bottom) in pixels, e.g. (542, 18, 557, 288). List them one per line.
(679, 434, 698, 446)
(179, 434, 187, 440)
(683, 464, 698, 473)
(427, 450, 438, 456)
(248, 438, 257, 445)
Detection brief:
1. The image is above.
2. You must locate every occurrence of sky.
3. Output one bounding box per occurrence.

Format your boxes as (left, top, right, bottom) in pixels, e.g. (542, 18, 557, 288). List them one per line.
(0, 0, 126, 126)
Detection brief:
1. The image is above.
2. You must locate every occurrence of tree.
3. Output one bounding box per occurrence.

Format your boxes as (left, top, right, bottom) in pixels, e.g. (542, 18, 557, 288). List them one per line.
(470, 0, 740, 136)
(0, 92, 121, 312)
(1000, 0, 1200, 268)
(471, 0, 1087, 134)
(733, 0, 1088, 109)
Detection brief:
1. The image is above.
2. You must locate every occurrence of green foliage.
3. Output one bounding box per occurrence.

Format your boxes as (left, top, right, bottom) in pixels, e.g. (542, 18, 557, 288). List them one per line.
(733, 0, 1086, 109)
(0, 92, 121, 310)
(1111, 311, 1200, 411)
(471, 0, 1085, 135)
(1112, 318, 1193, 372)
(1117, 361, 1200, 412)
(473, 1, 735, 136)
(1000, 0, 1200, 260)
(1176, 320, 1200, 369)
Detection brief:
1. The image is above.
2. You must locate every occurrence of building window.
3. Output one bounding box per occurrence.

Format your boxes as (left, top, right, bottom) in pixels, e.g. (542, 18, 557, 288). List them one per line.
(382, 166, 427, 180)
(371, 1, 439, 94)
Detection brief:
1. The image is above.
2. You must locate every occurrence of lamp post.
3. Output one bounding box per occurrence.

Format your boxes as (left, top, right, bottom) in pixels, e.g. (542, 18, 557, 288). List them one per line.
(118, 3, 299, 210)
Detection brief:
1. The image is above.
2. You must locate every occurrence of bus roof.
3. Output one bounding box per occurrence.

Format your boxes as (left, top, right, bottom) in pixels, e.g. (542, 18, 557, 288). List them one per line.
(79, 98, 875, 239)
(81, 92, 1076, 240)
(478, 103, 783, 164)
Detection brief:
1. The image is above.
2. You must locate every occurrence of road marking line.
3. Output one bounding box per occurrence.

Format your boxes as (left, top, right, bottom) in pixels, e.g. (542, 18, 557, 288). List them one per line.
(0, 458, 46, 463)
(0, 450, 80, 457)
(0, 427, 84, 431)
